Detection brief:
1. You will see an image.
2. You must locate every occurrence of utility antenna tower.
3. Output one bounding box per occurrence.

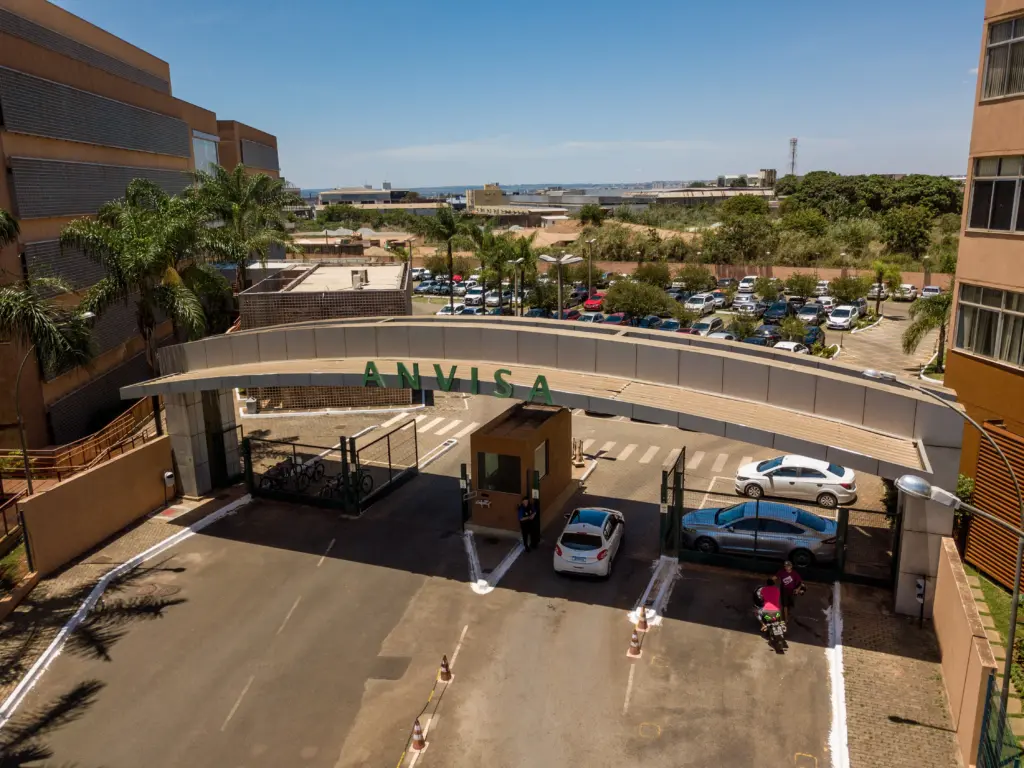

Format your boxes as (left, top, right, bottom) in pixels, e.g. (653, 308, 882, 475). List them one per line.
(789, 138, 798, 177)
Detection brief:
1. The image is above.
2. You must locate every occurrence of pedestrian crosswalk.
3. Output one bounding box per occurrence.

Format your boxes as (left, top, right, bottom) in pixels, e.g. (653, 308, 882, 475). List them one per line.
(376, 412, 769, 477)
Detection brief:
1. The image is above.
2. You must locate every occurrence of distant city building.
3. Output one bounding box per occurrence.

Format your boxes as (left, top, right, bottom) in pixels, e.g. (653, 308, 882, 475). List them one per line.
(466, 183, 505, 209)
(319, 186, 395, 206)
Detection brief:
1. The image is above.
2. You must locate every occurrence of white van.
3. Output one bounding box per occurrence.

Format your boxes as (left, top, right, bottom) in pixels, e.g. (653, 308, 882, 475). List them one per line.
(738, 275, 758, 293)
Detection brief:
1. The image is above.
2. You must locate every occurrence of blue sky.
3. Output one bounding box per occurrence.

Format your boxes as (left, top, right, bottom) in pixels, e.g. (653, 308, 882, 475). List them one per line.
(54, 0, 983, 188)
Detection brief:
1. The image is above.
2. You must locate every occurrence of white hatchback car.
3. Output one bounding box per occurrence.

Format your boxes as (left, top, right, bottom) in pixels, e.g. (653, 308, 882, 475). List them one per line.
(436, 303, 466, 316)
(921, 285, 943, 299)
(826, 305, 857, 330)
(553, 507, 625, 577)
(773, 341, 809, 354)
(734, 455, 857, 508)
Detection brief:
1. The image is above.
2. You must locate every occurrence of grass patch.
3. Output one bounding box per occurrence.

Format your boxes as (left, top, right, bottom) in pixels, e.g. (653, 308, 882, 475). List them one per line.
(922, 354, 946, 383)
(966, 564, 1024, 701)
(0, 540, 28, 593)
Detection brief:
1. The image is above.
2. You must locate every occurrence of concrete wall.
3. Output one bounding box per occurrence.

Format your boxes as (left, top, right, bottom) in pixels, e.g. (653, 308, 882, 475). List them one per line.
(934, 537, 998, 768)
(895, 494, 956, 617)
(19, 435, 172, 576)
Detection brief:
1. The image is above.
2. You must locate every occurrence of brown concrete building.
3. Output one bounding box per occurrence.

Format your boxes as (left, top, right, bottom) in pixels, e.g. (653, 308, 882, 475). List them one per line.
(946, 0, 1024, 581)
(0, 0, 280, 447)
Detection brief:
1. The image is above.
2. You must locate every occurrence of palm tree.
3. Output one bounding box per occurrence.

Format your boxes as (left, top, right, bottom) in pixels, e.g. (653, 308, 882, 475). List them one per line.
(871, 260, 902, 317)
(508, 232, 537, 316)
(61, 179, 225, 377)
(421, 206, 472, 313)
(1, 207, 19, 248)
(189, 164, 297, 291)
(902, 292, 953, 374)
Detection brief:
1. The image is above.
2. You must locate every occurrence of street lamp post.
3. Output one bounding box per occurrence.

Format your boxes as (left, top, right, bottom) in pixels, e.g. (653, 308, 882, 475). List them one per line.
(506, 257, 524, 317)
(586, 238, 597, 300)
(840, 251, 849, 279)
(863, 368, 1024, 720)
(538, 253, 583, 319)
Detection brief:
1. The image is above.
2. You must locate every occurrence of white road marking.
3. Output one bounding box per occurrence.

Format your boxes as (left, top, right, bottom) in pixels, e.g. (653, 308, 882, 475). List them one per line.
(622, 664, 636, 715)
(450, 624, 469, 669)
(581, 438, 595, 454)
(221, 675, 255, 731)
(414, 415, 429, 425)
(617, 444, 637, 461)
(380, 412, 407, 428)
(598, 441, 616, 455)
(699, 476, 729, 509)
(711, 453, 729, 473)
(452, 422, 479, 439)
(827, 582, 850, 768)
(662, 448, 681, 468)
(317, 538, 335, 567)
(686, 450, 705, 470)
(276, 596, 302, 635)
(739, 456, 753, 469)
(638, 446, 660, 464)
(434, 419, 462, 436)
(420, 417, 446, 433)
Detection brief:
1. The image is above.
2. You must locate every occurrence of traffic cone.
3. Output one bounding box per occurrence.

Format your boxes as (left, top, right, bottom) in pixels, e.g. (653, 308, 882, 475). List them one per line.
(411, 718, 426, 751)
(627, 630, 641, 658)
(439, 655, 452, 682)
(636, 608, 649, 633)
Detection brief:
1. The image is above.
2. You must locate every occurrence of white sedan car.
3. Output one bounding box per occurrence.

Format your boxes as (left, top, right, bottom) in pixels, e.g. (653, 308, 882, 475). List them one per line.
(734, 455, 857, 508)
(773, 341, 810, 354)
(553, 507, 625, 577)
(436, 303, 466, 316)
(826, 305, 857, 330)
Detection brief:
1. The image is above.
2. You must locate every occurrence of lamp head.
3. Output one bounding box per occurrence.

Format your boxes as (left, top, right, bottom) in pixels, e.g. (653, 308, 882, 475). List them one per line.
(538, 254, 555, 263)
(895, 475, 933, 500)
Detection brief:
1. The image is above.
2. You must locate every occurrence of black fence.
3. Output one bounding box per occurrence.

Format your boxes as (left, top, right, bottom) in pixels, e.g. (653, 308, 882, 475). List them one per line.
(243, 421, 419, 515)
(978, 675, 1023, 768)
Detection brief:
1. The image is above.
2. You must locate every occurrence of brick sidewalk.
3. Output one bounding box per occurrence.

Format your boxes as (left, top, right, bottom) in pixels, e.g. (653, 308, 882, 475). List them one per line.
(842, 583, 960, 768)
(0, 487, 247, 706)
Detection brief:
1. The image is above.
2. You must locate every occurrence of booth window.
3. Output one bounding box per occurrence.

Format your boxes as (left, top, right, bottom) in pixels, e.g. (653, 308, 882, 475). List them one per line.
(478, 453, 521, 494)
(534, 440, 549, 479)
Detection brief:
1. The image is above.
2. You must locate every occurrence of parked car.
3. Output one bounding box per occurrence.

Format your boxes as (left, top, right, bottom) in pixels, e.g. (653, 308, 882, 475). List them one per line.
(707, 331, 738, 341)
(601, 312, 631, 325)
(414, 281, 435, 295)
(921, 285, 943, 299)
(826, 305, 857, 330)
(638, 315, 663, 329)
(684, 293, 717, 316)
(734, 455, 857, 509)
(453, 283, 468, 297)
(711, 290, 732, 309)
(436, 303, 466, 316)
(487, 306, 515, 316)
(659, 318, 682, 332)
(817, 296, 838, 312)
(680, 500, 839, 568)
(894, 284, 918, 301)
(849, 297, 868, 317)
(690, 317, 725, 336)
(797, 303, 826, 325)
(718, 277, 739, 290)
(814, 280, 831, 297)
(553, 507, 625, 577)
(786, 295, 807, 312)
(464, 287, 485, 306)
(736, 300, 769, 319)
(458, 306, 485, 315)
(559, 308, 582, 320)
(410, 267, 424, 280)
(866, 283, 889, 301)
(751, 325, 783, 346)
(773, 341, 810, 354)
(525, 307, 553, 318)
(677, 328, 702, 335)
(578, 312, 606, 323)
(763, 301, 795, 324)
(568, 287, 589, 305)
(583, 292, 606, 311)
(737, 275, 758, 293)
(802, 326, 827, 348)
(742, 336, 772, 347)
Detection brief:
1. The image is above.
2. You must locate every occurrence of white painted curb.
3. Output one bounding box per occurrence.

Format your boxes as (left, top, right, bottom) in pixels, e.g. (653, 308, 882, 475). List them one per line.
(0, 493, 253, 731)
(850, 315, 882, 334)
(827, 581, 850, 768)
(918, 349, 939, 381)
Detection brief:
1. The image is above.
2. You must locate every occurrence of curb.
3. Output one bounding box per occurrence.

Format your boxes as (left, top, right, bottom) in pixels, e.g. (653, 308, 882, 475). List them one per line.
(0, 571, 40, 623)
(919, 349, 939, 381)
(850, 315, 883, 334)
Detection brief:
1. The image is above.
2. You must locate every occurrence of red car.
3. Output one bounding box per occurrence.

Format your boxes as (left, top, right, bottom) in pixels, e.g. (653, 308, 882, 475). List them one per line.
(559, 309, 582, 320)
(583, 292, 606, 311)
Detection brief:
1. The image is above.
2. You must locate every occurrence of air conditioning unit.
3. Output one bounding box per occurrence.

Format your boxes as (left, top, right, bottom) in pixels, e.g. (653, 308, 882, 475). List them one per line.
(351, 271, 364, 289)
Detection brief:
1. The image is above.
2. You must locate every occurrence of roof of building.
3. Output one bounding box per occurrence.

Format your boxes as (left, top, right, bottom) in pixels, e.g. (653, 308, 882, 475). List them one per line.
(349, 202, 446, 210)
(319, 187, 392, 195)
(288, 264, 405, 292)
(471, 205, 570, 215)
(626, 188, 775, 200)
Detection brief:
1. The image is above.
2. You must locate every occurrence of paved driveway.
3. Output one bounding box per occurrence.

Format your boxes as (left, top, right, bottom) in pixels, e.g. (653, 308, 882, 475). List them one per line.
(830, 300, 942, 380)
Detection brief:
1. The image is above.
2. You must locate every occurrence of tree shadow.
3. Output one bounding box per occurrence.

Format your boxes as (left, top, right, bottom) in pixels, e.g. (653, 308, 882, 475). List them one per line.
(0, 679, 104, 767)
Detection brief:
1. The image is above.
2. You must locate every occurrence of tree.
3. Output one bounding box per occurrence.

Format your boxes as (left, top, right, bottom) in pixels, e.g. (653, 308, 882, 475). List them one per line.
(728, 175, 750, 188)
(1, 207, 18, 247)
(658, 236, 692, 262)
(633, 261, 671, 287)
(673, 264, 716, 293)
(190, 164, 297, 290)
(603, 281, 672, 319)
(728, 316, 758, 339)
(753, 276, 781, 300)
(779, 208, 829, 238)
(719, 194, 769, 219)
(778, 316, 807, 342)
(881, 205, 933, 260)
(527, 282, 568, 313)
(702, 215, 777, 264)
(576, 203, 607, 227)
(669, 305, 699, 327)
(0, 277, 94, 378)
(831, 218, 878, 261)
(871, 260, 903, 316)
(403, 191, 422, 202)
(689, 181, 709, 188)
(828, 275, 871, 305)
(774, 174, 799, 197)
(902, 293, 953, 373)
(60, 179, 217, 377)
(785, 272, 819, 299)
(421, 206, 473, 313)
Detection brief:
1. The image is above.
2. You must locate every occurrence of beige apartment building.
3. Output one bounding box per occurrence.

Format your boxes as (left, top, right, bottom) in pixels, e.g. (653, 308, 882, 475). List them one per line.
(0, 0, 279, 447)
(947, 0, 1024, 584)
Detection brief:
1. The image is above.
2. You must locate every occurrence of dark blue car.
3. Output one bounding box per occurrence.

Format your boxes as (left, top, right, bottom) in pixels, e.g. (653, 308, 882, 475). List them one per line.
(803, 326, 826, 347)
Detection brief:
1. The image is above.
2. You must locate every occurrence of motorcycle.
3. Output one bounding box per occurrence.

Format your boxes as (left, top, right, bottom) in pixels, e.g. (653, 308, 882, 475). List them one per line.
(762, 612, 788, 652)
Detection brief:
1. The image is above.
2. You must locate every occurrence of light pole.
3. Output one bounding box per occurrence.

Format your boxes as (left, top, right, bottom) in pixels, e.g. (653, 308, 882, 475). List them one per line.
(586, 238, 597, 299)
(840, 251, 849, 279)
(863, 368, 1024, 721)
(539, 253, 582, 319)
(923, 254, 932, 288)
(506, 257, 524, 317)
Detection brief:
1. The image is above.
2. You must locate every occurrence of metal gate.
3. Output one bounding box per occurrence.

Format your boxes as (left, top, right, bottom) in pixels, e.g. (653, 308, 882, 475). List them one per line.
(978, 674, 1024, 768)
(659, 447, 685, 557)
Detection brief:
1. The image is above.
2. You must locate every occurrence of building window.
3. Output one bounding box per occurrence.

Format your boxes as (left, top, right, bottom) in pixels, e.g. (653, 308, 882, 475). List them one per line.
(534, 440, 548, 479)
(956, 284, 1024, 368)
(478, 452, 521, 495)
(968, 156, 1024, 231)
(192, 131, 220, 176)
(984, 17, 1024, 99)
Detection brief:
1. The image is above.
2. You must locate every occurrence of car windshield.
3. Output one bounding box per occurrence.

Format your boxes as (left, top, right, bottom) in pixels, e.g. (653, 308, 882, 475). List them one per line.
(796, 510, 830, 532)
(660, 319, 680, 330)
(560, 532, 603, 550)
(832, 309, 851, 317)
(715, 503, 748, 525)
(756, 457, 784, 472)
(692, 322, 710, 330)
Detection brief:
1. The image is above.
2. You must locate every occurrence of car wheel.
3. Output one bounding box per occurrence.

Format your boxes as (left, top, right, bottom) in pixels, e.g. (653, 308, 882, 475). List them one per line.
(816, 492, 838, 509)
(790, 549, 815, 569)
(744, 483, 764, 499)
(694, 537, 718, 555)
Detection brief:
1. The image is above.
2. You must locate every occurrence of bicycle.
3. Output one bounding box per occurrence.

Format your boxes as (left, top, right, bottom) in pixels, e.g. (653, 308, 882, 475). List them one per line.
(258, 459, 292, 491)
(298, 457, 326, 483)
(318, 474, 345, 499)
(352, 465, 373, 495)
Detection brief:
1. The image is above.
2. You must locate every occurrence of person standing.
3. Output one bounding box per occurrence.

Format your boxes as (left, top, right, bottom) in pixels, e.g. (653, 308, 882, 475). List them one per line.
(517, 497, 536, 552)
(774, 560, 805, 623)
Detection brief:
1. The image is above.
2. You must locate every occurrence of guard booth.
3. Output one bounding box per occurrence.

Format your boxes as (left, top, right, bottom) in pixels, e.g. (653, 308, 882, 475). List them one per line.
(466, 404, 572, 534)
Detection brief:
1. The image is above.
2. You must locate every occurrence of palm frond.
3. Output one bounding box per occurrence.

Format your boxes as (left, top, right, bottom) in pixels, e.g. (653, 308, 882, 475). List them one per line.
(0, 208, 19, 248)
(179, 262, 231, 302)
(151, 282, 206, 339)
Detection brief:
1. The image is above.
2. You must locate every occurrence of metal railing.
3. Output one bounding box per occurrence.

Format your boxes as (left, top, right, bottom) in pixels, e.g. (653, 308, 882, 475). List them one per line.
(978, 674, 1023, 768)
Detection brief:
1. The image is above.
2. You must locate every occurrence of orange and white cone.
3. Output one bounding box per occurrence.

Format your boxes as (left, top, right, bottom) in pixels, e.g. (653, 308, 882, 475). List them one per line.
(411, 718, 427, 751)
(627, 629, 642, 658)
(439, 655, 452, 683)
(636, 608, 649, 633)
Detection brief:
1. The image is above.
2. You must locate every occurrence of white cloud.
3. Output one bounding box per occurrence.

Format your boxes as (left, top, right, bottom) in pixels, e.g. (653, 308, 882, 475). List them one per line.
(968, 67, 979, 75)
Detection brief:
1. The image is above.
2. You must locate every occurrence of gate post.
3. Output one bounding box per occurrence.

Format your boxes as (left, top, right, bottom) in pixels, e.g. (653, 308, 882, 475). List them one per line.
(339, 438, 352, 514)
(460, 463, 470, 531)
(660, 469, 670, 557)
(835, 507, 850, 574)
(671, 466, 683, 557)
(242, 437, 254, 494)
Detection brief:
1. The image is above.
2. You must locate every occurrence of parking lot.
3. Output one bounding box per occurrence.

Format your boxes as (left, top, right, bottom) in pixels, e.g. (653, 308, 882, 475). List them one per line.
(6, 398, 843, 767)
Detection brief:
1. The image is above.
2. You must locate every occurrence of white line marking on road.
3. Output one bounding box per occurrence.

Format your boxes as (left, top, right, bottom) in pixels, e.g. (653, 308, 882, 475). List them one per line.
(276, 596, 302, 635)
(662, 448, 681, 467)
(698, 477, 729, 510)
(452, 422, 479, 439)
(617, 444, 637, 461)
(434, 419, 462, 436)
(711, 453, 729, 473)
(463, 531, 483, 587)
(739, 456, 753, 469)
(450, 624, 469, 669)
(638, 446, 660, 465)
(581, 438, 595, 454)
(221, 675, 255, 731)
(622, 665, 636, 715)
(686, 450, 705, 470)
(420, 417, 445, 433)
(827, 581, 850, 768)
(380, 412, 407, 428)
(580, 460, 599, 483)
(598, 441, 616, 455)
(414, 415, 429, 425)
(472, 541, 524, 595)
(317, 538, 335, 567)
(418, 439, 458, 469)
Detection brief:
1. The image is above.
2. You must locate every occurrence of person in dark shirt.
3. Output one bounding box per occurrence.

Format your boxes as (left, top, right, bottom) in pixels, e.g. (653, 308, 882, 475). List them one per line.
(517, 497, 536, 552)
(774, 560, 805, 623)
